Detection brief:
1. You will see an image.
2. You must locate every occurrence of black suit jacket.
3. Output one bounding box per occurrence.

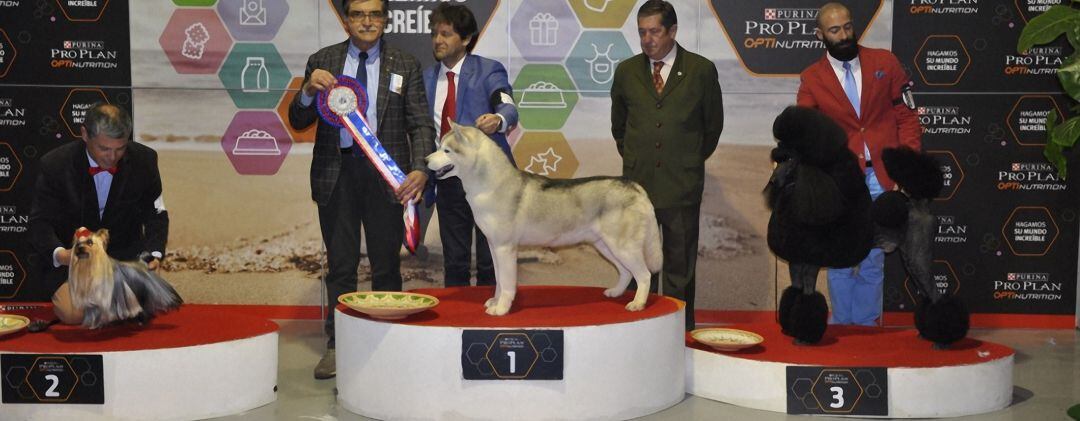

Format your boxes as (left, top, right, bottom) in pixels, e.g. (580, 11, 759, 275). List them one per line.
(28, 140, 169, 295)
(289, 40, 436, 205)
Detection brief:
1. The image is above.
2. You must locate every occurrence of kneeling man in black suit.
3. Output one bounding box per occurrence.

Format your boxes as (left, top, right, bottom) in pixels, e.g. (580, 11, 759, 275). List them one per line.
(28, 102, 169, 299)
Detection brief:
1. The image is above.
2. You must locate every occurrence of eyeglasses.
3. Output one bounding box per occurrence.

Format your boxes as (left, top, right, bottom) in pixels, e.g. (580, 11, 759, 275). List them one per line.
(348, 10, 385, 22)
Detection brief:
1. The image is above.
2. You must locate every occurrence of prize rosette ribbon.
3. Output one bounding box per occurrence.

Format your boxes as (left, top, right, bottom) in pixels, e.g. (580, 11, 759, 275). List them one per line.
(318, 75, 420, 254)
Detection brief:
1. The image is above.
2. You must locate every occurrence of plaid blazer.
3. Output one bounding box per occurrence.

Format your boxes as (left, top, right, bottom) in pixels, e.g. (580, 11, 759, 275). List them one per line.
(289, 40, 436, 205)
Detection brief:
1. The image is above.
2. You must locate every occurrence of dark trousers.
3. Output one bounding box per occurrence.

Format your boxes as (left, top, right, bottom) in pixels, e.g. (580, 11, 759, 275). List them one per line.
(318, 153, 404, 347)
(654, 204, 700, 331)
(436, 176, 495, 287)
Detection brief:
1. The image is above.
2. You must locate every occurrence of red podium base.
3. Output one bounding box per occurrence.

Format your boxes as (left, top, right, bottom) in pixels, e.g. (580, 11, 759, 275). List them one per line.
(0, 305, 278, 421)
(686, 322, 1014, 418)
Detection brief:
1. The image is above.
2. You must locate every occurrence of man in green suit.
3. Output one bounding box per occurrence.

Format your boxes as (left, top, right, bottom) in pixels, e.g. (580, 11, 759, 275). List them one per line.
(610, 0, 724, 330)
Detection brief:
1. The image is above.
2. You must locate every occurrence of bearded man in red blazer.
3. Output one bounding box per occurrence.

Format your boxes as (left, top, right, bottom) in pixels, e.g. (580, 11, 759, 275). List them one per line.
(795, 2, 922, 326)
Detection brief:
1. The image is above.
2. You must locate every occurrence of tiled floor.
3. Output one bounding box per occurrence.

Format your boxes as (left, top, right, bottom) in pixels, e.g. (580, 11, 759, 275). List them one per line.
(220, 320, 1079, 420)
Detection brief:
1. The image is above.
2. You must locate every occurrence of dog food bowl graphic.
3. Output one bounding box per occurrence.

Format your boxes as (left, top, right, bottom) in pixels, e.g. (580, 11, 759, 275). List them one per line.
(338, 291, 439, 320)
(232, 129, 281, 156)
(0, 314, 30, 337)
(690, 327, 764, 352)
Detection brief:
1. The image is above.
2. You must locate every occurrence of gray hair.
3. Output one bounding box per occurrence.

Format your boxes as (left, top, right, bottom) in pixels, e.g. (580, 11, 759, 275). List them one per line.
(84, 103, 132, 140)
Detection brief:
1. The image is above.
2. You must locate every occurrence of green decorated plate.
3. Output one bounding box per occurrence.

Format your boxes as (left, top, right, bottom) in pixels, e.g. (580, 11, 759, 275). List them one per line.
(0, 314, 30, 337)
(691, 328, 764, 352)
(338, 291, 439, 320)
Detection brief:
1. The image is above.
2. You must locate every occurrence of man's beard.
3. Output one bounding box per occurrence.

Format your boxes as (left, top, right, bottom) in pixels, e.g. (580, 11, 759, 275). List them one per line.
(825, 36, 859, 61)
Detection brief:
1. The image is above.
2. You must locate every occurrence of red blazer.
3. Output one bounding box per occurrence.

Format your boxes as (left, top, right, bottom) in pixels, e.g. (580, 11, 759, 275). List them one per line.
(796, 46, 922, 191)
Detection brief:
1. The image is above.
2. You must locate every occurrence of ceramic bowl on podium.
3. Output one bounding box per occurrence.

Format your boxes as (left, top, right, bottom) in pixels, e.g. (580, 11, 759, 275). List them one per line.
(338, 291, 439, 320)
(0, 305, 278, 421)
(0, 315, 30, 337)
(335, 286, 686, 421)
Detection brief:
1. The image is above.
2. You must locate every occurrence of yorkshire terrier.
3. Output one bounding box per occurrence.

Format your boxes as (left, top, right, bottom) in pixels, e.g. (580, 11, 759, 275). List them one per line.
(52, 227, 183, 329)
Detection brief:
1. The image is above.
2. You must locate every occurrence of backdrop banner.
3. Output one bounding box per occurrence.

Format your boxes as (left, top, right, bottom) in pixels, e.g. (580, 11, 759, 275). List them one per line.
(0, 1, 131, 301)
(888, 1, 1078, 315)
(0, 1, 1075, 323)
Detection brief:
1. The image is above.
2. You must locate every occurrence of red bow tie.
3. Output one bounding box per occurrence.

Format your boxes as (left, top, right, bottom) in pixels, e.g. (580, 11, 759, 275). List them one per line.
(88, 166, 117, 176)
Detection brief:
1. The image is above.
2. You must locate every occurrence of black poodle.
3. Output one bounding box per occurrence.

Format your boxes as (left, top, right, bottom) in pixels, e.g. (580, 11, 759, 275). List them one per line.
(873, 147, 969, 348)
(765, 106, 874, 344)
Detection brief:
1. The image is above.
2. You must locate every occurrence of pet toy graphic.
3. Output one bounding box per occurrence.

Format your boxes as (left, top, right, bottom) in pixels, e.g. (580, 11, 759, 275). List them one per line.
(529, 13, 558, 46)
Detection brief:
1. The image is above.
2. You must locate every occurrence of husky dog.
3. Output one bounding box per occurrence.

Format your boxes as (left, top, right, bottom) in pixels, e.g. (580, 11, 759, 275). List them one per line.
(53, 227, 183, 329)
(426, 123, 662, 315)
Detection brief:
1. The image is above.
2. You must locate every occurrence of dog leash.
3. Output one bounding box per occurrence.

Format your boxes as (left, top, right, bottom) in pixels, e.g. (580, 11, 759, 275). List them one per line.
(774, 256, 779, 323)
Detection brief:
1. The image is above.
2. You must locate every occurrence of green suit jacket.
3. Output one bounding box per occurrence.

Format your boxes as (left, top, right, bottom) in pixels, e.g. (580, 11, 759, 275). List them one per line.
(610, 44, 724, 209)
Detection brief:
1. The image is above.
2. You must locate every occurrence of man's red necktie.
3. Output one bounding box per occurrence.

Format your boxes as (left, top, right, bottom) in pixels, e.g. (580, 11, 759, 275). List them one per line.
(88, 166, 117, 176)
(652, 61, 665, 94)
(440, 71, 456, 137)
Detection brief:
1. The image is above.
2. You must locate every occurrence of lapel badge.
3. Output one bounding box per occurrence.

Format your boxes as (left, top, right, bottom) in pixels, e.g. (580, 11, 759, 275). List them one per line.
(677, 71, 683, 76)
(875, 70, 885, 79)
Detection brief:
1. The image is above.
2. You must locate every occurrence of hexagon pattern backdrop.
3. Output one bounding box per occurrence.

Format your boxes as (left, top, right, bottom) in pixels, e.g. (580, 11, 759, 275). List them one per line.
(0, 0, 1075, 320)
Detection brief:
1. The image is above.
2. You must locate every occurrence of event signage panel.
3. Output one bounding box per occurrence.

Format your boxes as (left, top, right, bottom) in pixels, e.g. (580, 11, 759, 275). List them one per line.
(880, 90, 1078, 316)
(0, 141, 21, 192)
(0, 28, 14, 79)
(708, 0, 883, 76)
(462, 329, 563, 380)
(893, 0, 1073, 92)
(328, 0, 499, 70)
(0, 249, 26, 299)
(786, 366, 887, 416)
(0, 1, 130, 86)
(1, 354, 105, 404)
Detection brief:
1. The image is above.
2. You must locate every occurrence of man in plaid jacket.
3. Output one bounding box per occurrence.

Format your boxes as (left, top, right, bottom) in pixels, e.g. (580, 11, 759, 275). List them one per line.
(289, 0, 436, 380)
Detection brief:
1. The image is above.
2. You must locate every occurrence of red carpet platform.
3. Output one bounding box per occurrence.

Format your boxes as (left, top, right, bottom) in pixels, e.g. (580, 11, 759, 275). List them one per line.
(338, 285, 682, 327)
(0, 305, 278, 420)
(686, 322, 1015, 418)
(336, 285, 686, 421)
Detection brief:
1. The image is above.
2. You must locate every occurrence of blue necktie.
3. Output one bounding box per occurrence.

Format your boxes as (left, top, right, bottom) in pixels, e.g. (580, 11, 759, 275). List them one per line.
(842, 61, 860, 118)
(356, 51, 368, 90)
(343, 51, 369, 156)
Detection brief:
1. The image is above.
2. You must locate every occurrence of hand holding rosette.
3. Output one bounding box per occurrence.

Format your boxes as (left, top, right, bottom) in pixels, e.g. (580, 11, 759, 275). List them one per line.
(317, 75, 421, 254)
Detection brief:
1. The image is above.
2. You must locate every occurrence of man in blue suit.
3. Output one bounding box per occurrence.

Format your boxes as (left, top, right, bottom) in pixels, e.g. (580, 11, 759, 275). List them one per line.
(423, 3, 518, 287)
